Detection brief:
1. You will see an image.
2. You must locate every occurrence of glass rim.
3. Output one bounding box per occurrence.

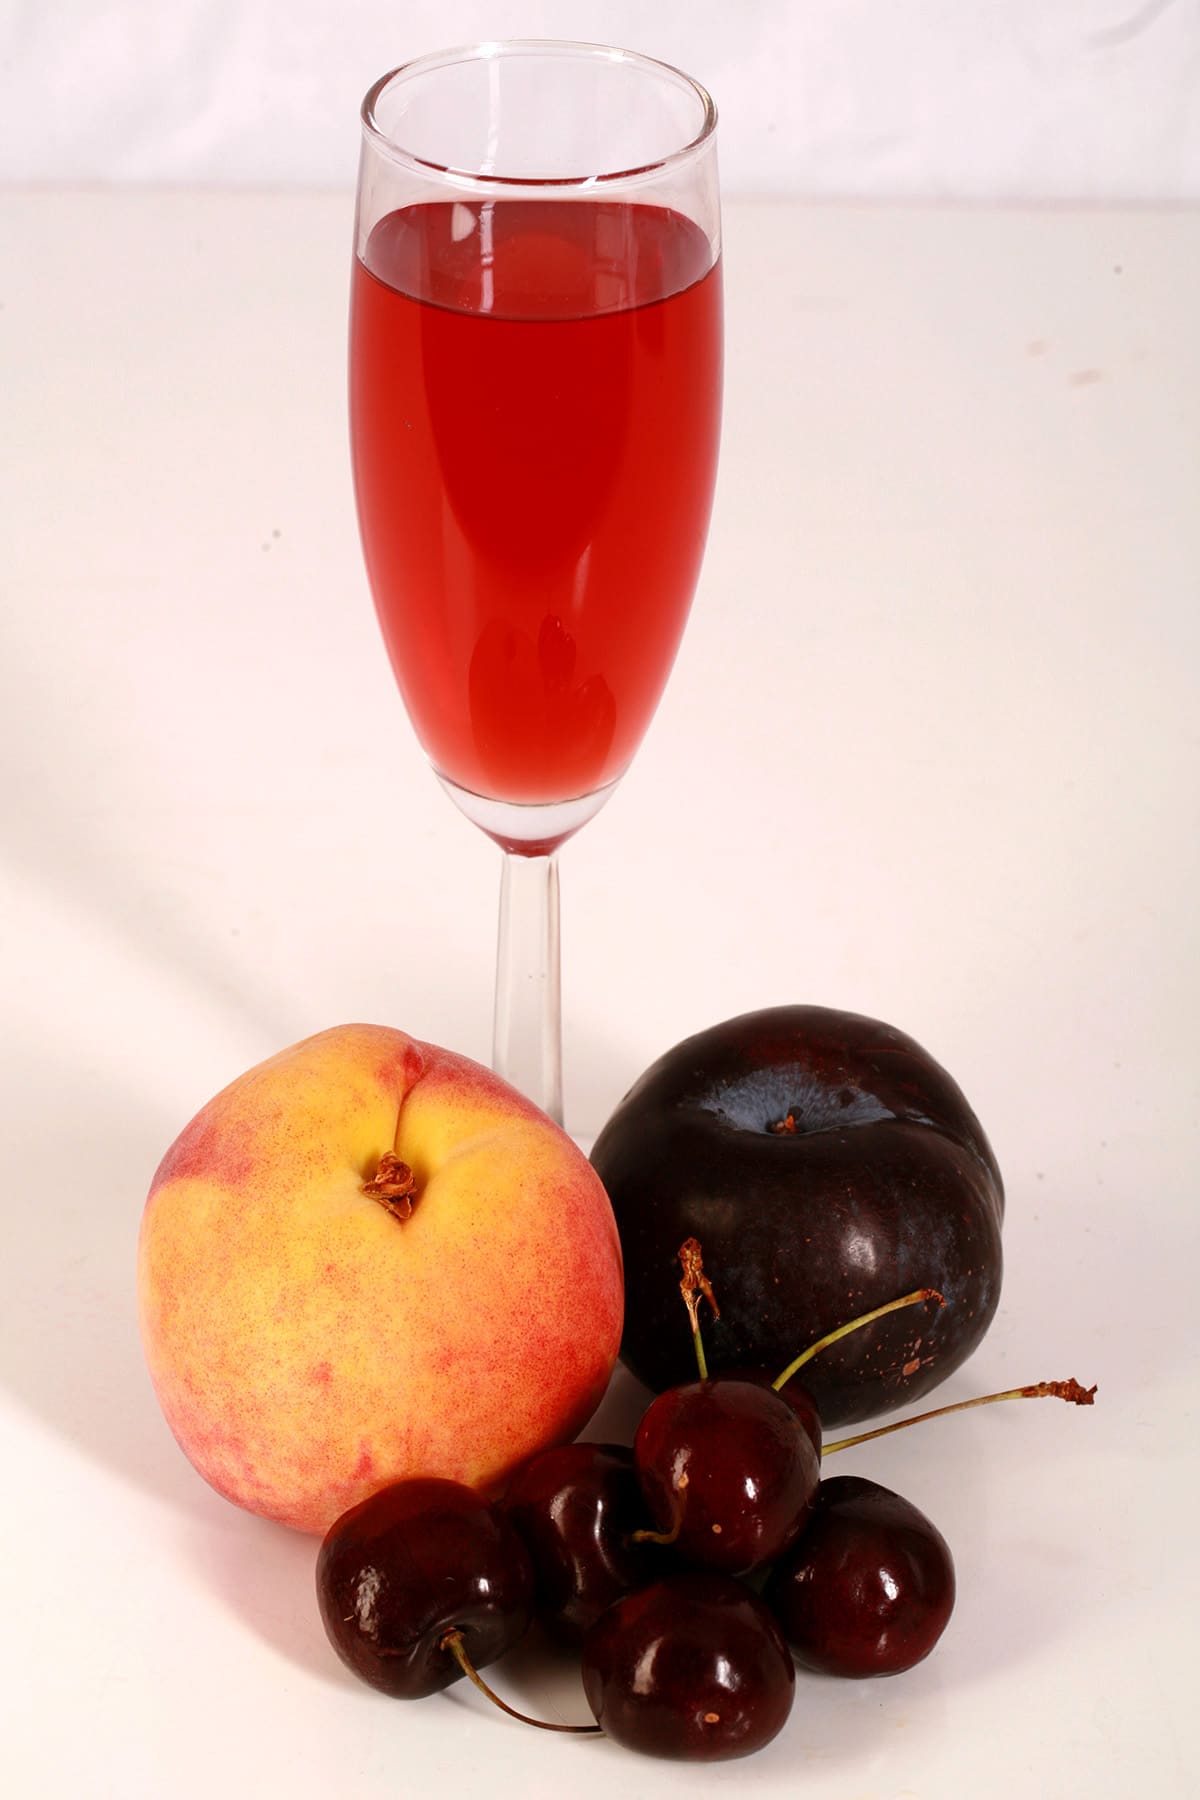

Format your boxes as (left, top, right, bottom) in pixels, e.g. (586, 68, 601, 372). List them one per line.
(360, 39, 718, 188)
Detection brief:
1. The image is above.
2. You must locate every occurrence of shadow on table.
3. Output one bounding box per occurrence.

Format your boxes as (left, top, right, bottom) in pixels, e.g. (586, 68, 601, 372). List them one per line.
(0, 1042, 220, 1520)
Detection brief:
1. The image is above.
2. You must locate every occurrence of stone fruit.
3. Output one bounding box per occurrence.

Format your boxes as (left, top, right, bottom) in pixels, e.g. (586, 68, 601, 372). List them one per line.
(317, 1477, 534, 1697)
(763, 1475, 956, 1676)
(503, 1442, 670, 1644)
(725, 1366, 823, 1458)
(581, 1573, 795, 1760)
(591, 1005, 1004, 1425)
(632, 1377, 820, 1575)
(138, 1024, 623, 1532)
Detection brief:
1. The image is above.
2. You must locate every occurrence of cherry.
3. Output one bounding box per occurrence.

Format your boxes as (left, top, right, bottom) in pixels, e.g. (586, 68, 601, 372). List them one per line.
(633, 1376, 820, 1575)
(581, 1572, 795, 1760)
(626, 1242, 933, 1576)
(764, 1475, 955, 1677)
(503, 1442, 671, 1644)
(316, 1477, 534, 1699)
(773, 1375, 823, 1455)
(722, 1365, 823, 1458)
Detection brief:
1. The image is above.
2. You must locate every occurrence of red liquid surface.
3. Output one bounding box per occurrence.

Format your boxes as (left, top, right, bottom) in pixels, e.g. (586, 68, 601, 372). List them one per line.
(350, 199, 722, 805)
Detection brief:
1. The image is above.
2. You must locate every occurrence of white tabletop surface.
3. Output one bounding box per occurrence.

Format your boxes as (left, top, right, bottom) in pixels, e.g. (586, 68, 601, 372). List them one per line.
(2, 188, 1197, 1798)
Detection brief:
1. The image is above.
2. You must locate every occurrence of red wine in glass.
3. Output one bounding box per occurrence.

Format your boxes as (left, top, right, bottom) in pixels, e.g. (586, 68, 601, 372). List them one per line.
(352, 45, 722, 1123)
(351, 198, 722, 808)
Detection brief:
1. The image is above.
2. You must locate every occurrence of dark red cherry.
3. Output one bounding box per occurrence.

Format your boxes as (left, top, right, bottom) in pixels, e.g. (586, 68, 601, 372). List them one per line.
(720, 1365, 823, 1459)
(764, 1475, 955, 1676)
(316, 1477, 533, 1698)
(581, 1572, 795, 1760)
(503, 1442, 670, 1645)
(634, 1377, 820, 1575)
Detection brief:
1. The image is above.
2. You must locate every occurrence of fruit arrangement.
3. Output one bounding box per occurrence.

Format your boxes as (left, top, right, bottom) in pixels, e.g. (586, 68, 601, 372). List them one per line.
(314, 1238, 1094, 1760)
(138, 1010, 1094, 1764)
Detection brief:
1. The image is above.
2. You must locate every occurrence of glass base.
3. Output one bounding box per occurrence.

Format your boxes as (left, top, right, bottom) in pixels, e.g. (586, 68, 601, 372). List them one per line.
(436, 773, 621, 856)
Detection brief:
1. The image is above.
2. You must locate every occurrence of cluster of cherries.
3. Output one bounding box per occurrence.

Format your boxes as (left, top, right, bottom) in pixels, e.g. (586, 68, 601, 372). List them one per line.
(316, 1240, 1094, 1762)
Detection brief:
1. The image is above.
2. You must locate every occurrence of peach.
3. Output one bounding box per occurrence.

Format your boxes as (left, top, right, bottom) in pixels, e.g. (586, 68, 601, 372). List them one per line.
(137, 1024, 623, 1533)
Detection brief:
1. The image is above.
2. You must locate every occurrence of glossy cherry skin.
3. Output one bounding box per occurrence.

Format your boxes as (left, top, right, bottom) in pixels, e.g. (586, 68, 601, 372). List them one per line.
(764, 1475, 955, 1676)
(316, 1477, 533, 1697)
(722, 1366, 823, 1459)
(582, 1572, 795, 1760)
(634, 1378, 820, 1576)
(502, 1442, 671, 1644)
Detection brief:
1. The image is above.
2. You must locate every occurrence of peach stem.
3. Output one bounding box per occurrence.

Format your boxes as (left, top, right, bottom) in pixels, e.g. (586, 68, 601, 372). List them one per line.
(361, 1152, 417, 1221)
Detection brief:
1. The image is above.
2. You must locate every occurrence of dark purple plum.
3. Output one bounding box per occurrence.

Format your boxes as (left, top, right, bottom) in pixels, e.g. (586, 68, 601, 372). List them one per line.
(591, 1005, 1004, 1426)
(582, 1572, 795, 1760)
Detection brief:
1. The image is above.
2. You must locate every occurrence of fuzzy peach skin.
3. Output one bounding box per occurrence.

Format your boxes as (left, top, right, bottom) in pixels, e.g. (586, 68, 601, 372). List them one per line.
(137, 1025, 624, 1534)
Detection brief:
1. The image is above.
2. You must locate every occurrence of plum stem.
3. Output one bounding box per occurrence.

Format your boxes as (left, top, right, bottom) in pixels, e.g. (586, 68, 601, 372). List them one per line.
(771, 1288, 944, 1393)
(677, 1238, 719, 1380)
(822, 1378, 1098, 1455)
(439, 1630, 601, 1734)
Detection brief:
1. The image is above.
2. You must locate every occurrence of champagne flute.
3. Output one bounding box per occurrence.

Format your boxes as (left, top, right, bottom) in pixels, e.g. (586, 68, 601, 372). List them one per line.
(351, 41, 722, 1124)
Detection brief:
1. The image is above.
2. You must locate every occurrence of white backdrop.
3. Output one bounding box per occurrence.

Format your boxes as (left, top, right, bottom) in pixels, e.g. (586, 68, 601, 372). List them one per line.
(3, 0, 1198, 197)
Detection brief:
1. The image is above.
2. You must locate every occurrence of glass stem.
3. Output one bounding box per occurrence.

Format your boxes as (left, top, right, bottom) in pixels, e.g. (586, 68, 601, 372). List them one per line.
(493, 850, 563, 1126)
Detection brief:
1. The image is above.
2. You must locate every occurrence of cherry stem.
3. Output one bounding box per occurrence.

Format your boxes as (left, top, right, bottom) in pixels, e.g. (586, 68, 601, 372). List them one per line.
(439, 1630, 601, 1734)
(822, 1378, 1098, 1456)
(677, 1238, 720, 1381)
(630, 1472, 688, 1548)
(629, 1521, 681, 1548)
(771, 1288, 944, 1392)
